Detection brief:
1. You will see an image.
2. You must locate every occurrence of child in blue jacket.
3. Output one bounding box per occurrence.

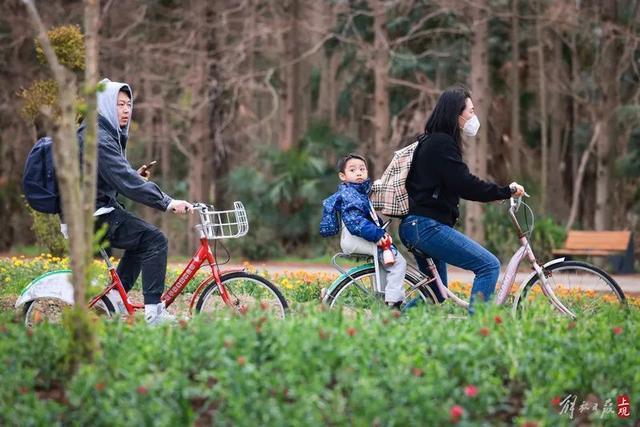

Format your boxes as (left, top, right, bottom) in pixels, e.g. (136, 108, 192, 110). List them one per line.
(320, 154, 406, 307)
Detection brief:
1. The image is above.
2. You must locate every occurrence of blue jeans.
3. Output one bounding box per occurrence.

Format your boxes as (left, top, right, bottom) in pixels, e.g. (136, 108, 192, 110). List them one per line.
(398, 215, 500, 311)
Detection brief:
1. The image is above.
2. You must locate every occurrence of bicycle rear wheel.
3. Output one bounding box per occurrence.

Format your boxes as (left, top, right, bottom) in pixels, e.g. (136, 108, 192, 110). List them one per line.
(515, 260, 626, 317)
(325, 267, 436, 315)
(195, 272, 288, 319)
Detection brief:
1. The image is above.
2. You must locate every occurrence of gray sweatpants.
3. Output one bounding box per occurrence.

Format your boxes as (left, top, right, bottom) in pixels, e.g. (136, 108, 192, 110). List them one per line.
(378, 247, 407, 303)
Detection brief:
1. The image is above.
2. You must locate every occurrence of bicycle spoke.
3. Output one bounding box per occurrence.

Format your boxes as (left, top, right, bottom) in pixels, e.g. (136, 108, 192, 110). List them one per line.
(328, 268, 435, 315)
(517, 261, 625, 317)
(197, 273, 287, 318)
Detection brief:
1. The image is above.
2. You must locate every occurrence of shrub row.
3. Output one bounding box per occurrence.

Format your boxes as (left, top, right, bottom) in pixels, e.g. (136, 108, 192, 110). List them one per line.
(0, 301, 638, 426)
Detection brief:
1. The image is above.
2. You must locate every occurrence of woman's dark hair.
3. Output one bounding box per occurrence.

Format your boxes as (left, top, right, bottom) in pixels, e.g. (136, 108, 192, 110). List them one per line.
(337, 153, 367, 173)
(424, 85, 471, 146)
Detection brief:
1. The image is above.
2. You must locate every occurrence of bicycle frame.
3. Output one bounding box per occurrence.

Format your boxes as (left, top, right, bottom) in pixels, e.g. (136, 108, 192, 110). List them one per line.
(423, 197, 577, 316)
(498, 198, 577, 316)
(88, 233, 243, 316)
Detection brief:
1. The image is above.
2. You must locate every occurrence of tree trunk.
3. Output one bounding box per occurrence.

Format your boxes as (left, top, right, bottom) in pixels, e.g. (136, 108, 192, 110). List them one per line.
(21, 0, 99, 369)
(280, 0, 302, 151)
(314, 0, 338, 126)
(548, 34, 567, 218)
(569, 33, 580, 227)
(594, 3, 621, 231)
(186, 1, 210, 250)
(140, 54, 156, 223)
(160, 112, 172, 248)
(594, 118, 614, 230)
(536, 0, 548, 214)
(509, 0, 522, 175)
(466, 0, 489, 244)
(370, 0, 390, 176)
(566, 122, 600, 231)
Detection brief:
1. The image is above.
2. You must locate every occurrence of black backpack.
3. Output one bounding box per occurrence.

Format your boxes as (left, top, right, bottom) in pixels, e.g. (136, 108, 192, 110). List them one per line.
(22, 136, 61, 214)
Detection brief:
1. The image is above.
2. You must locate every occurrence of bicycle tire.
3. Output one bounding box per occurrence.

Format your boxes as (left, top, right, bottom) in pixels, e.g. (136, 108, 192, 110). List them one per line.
(326, 266, 437, 311)
(515, 260, 626, 317)
(195, 272, 288, 318)
(23, 295, 114, 328)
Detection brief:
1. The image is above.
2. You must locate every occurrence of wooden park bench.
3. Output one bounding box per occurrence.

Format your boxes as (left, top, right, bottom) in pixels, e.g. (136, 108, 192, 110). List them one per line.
(552, 230, 634, 274)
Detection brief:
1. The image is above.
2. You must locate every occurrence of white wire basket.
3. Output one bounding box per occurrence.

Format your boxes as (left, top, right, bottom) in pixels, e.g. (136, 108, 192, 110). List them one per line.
(196, 201, 249, 240)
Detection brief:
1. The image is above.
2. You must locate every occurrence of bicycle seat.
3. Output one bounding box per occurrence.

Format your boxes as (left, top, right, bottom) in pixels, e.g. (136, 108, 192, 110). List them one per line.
(335, 252, 372, 261)
(409, 247, 430, 259)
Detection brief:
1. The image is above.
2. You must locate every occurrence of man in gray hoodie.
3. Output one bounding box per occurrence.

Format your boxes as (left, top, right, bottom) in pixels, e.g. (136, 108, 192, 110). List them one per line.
(79, 78, 192, 325)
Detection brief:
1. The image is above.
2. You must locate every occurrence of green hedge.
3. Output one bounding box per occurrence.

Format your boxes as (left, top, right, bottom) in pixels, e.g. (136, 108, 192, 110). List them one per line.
(1, 302, 638, 426)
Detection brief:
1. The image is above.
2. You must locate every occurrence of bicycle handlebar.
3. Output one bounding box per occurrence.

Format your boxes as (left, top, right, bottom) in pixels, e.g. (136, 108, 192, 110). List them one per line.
(508, 193, 532, 237)
(191, 202, 207, 210)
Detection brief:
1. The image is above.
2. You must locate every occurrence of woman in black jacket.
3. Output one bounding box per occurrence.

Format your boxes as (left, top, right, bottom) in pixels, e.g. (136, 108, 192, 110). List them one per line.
(398, 85, 525, 311)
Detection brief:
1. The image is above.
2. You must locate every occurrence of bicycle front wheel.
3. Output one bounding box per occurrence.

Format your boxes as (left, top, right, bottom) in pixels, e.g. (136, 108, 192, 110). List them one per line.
(195, 272, 288, 319)
(515, 260, 626, 317)
(326, 267, 436, 314)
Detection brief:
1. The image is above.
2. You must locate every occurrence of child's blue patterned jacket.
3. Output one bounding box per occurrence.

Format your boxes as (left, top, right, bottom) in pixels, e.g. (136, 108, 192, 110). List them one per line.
(319, 179, 385, 242)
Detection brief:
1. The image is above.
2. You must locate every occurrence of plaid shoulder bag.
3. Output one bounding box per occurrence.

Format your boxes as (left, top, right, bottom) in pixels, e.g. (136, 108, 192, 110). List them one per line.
(370, 138, 422, 217)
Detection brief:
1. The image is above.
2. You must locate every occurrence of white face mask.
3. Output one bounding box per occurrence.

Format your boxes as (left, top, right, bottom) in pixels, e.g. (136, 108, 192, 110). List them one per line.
(462, 114, 480, 137)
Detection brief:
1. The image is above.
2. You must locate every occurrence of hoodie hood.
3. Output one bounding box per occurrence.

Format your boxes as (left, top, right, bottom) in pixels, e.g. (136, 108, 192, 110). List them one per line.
(97, 78, 133, 137)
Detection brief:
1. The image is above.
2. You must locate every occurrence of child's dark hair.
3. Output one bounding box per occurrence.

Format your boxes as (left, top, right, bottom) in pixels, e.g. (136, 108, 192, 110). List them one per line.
(337, 153, 367, 173)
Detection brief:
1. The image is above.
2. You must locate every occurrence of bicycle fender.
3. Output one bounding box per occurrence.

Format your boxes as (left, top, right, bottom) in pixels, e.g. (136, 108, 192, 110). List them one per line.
(187, 269, 247, 315)
(322, 263, 375, 304)
(510, 257, 565, 316)
(15, 270, 74, 308)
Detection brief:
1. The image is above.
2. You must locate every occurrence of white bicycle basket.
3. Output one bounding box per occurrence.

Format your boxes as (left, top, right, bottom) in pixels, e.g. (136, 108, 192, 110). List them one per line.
(196, 201, 249, 239)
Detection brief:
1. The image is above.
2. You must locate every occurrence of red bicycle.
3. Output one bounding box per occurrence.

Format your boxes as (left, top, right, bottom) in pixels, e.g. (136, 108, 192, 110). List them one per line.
(17, 202, 288, 325)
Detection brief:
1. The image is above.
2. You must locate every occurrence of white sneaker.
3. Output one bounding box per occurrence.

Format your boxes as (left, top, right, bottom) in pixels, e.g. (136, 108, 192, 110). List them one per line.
(145, 302, 177, 325)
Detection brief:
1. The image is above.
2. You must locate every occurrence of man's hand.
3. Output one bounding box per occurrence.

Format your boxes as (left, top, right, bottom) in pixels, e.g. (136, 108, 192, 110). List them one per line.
(137, 161, 156, 181)
(167, 200, 194, 214)
(137, 165, 151, 181)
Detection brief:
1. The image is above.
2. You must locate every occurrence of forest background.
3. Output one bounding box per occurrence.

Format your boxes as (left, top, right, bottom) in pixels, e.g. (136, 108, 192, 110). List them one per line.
(1, 0, 639, 265)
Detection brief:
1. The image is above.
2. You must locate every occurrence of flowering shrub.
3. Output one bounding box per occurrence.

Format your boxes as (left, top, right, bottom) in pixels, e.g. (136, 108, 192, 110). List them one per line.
(2, 256, 639, 313)
(0, 302, 638, 425)
(261, 270, 333, 303)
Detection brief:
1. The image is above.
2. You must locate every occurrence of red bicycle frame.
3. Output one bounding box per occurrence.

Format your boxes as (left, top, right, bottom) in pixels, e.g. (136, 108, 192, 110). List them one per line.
(89, 236, 242, 315)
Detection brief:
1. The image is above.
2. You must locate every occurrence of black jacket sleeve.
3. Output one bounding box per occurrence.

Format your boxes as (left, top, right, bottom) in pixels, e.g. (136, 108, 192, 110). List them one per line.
(437, 142, 511, 202)
(97, 141, 172, 211)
